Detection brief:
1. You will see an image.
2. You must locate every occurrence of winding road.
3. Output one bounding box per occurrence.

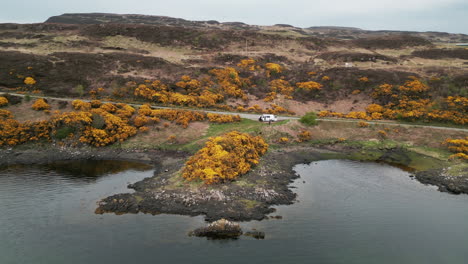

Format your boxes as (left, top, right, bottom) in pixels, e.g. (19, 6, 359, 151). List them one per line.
(2, 91, 467, 133)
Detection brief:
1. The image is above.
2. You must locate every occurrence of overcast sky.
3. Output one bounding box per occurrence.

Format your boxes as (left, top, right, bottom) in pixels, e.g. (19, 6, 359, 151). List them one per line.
(1, 0, 467, 34)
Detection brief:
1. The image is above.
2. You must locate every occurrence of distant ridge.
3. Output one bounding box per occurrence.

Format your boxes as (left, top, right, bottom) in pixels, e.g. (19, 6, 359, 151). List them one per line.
(46, 13, 230, 28)
(307, 26, 363, 31)
(43, 13, 468, 41)
(46, 13, 365, 31)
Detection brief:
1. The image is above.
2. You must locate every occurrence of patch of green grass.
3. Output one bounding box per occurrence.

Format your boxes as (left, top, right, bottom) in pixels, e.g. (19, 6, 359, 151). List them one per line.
(234, 179, 256, 188)
(163, 170, 204, 190)
(295, 139, 450, 171)
(408, 146, 452, 161)
(343, 139, 403, 149)
(54, 126, 75, 140)
(267, 143, 286, 150)
(175, 142, 204, 153)
(447, 163, 468, 177)
(134, 195, 144, 203)
(205, 119, 263, 137)
(395, 120, 467, 129)
(405, 151, 446, 171)
(239, 199, 259, 209)
(309, 138, 344, 145)
(274, 120, 290, 126)
(140, 119, 265, 153)
(52, 35, 89, 43)
(117, 118, 269, 153)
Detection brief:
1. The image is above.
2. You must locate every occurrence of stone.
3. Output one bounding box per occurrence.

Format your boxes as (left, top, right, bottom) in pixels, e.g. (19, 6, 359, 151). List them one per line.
(244, 230, 265, 239)
(189, 219, 242, 239)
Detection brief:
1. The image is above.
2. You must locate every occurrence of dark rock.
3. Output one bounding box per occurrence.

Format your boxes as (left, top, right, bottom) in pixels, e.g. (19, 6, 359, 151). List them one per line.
(377, 148, 412, 166)
(415, 168, 468, 195)
(244, 230, 265, 239)
(189, 219, 242, 239)
(269, 215, 283, 219)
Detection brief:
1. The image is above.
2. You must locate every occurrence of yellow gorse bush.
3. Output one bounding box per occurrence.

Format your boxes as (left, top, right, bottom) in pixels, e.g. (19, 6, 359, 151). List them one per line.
(366, 104, 384, 114)
(209, 67, 247, 99)
(358, 121, 370, 127)
(24, 77, 36, 86)
(90, 100, 102, 108)
(0, 96, 8, 107)
(398, 77, 429, 93)
(79, 109, 137, 147)
(264, 91, 277, 102)
(1, 99, 242, 148)
(138, 106, 240, 128)
(448, 153, 468, 161)
(130, 62, 297, 113)
(265, 63, 282, 77)
(206, 113, 241, 123)
(358, 77, 369, 82)
(237, 58, 259, 71)
(296, 81, 322, 91)
(31, 98, 50, 111)
(182, 131, 268, 184)
(269, 79, 294, 99)
(444, 137, 468, 154)
(134, 79, 224, 108)
(319, 77, 468, 125)
(297, 130, 312, 142)
(72, 100, 91, 110)
(0, 109, 53, 146)
(0, 109, 13, 119)
(444, 137, 468, 161)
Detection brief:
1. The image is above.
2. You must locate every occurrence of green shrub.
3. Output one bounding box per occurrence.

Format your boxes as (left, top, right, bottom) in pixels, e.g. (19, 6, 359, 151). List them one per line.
(74, 84, 85, 97)
(54, 126, 75, 140)
(91, 113, 106, 129)
(299, 111, 318, 126)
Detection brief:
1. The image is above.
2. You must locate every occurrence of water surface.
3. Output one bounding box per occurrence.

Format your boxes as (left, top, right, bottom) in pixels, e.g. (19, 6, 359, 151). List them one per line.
(1, 159, 468, 264)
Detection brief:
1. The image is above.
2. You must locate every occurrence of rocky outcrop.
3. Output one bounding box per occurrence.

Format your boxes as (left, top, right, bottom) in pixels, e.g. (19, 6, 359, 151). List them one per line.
(415, 168, 468, 195)
(189, 219, 242, 239)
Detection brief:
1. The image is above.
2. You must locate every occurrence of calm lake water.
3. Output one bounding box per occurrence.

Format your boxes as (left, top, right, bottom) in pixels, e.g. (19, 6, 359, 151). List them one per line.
(1, 159, 468, 264)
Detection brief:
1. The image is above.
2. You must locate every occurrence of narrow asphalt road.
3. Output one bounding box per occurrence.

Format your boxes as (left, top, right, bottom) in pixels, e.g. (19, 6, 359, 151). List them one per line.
(2, 91, 467, 133)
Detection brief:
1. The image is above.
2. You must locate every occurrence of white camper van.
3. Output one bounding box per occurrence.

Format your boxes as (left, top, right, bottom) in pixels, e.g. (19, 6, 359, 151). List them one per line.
(258, 114, 278, 122)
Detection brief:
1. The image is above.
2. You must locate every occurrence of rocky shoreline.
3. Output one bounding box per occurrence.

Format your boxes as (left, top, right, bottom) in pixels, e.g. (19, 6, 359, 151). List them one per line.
(93, 145, 467, 221)
(0, 145, 466, 222)
(0, 145, 188, 167)
(415, 168, 468, 195)
(95, 147, 312, 221)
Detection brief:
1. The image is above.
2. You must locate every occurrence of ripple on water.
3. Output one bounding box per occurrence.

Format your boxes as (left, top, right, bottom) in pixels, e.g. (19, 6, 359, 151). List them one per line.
(1, 159, 468, 264)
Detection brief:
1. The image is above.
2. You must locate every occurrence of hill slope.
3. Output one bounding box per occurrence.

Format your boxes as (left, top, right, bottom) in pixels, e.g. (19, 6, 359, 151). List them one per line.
(0, 13, 466, 117)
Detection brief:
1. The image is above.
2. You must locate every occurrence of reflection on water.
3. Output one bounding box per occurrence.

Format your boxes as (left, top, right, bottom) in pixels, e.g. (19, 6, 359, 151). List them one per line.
(1, 159, 468, 264)
(45, 160, 153, 178)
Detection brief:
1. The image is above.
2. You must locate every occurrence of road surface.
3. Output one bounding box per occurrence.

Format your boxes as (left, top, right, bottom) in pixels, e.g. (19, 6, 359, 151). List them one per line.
(2, 91, 467, 133)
